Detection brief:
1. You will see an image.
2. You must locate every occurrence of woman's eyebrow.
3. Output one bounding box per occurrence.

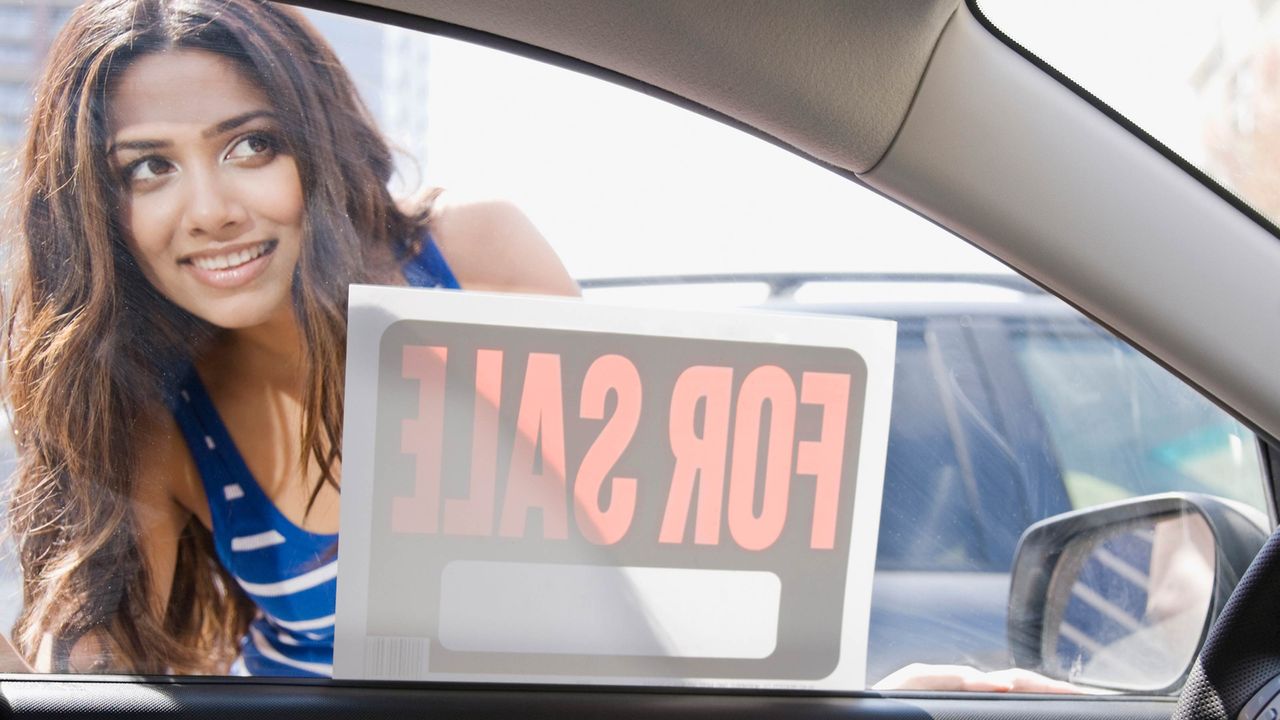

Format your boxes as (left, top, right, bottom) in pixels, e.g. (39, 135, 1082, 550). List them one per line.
(108, 139, 169, 155)
(107, 110, 277, 156)
(203, 110, 277, 138)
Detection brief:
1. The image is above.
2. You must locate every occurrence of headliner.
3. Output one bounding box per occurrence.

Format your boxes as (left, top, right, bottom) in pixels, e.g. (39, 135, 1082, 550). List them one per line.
(351, 0, 960, 174)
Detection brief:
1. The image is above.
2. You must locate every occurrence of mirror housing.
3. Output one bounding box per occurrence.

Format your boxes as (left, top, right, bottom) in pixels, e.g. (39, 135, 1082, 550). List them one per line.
(1007, 492, 1269, 693)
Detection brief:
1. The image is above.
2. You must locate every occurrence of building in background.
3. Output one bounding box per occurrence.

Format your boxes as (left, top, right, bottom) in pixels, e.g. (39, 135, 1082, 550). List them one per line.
(0, 0, 77, 158)
(380, 25, 432, 191)
(301, 8, 433, 192)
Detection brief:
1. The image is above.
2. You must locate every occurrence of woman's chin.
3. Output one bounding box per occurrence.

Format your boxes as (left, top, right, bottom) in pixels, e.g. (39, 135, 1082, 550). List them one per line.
(184, 295, 295, 332)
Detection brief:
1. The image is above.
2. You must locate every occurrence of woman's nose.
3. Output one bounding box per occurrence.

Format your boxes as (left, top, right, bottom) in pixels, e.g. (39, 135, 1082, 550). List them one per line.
(182, 168, 249, 238)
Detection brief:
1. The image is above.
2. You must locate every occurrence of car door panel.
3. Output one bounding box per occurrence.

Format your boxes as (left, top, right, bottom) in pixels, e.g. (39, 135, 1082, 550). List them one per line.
(0, 678, 1178, 720)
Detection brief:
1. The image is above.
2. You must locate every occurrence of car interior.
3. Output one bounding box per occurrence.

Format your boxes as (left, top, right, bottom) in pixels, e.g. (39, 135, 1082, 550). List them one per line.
(2, 0, 1279, 718)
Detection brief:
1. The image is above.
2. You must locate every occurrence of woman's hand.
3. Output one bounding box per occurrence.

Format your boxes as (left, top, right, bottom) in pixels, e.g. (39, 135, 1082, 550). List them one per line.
(873, 663, 1090, 694)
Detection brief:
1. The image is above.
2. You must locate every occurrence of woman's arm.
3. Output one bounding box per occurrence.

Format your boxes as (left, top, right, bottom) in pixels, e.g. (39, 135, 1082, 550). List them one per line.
(130, 415, 197, 620)
(428, 193, 580, 297)
(35, 414, 196, 673)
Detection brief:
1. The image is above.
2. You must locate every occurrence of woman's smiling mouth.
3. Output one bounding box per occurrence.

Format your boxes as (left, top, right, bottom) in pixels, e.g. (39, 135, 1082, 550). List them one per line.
(181, 239, 279, 289)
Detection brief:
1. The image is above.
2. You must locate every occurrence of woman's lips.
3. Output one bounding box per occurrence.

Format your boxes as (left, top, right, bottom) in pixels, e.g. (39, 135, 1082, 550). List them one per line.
(181, 239, 278, 289)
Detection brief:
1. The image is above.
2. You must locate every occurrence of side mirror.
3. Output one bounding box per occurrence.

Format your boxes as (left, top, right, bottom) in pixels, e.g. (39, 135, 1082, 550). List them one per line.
(1007, 492, 1269, 693)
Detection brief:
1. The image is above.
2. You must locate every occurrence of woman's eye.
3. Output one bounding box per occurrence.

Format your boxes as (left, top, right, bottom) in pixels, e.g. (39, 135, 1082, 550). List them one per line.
(225, 133, 277, 162)
(125, 157, 174, 183)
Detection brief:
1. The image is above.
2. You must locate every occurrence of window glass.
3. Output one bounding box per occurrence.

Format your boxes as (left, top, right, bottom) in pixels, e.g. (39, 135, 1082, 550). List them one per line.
(875, 327, 982, 573)
(977, 0, 1280, 233)
(0, 0, 1267, 697)
(1011, 323, 1264, 510)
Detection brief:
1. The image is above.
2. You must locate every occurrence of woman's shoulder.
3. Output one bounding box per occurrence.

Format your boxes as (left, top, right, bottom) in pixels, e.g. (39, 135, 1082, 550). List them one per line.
(424, 190, 579, 297)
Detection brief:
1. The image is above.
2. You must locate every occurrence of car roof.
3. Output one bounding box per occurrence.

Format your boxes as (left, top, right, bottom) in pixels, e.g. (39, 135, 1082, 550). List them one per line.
(579, 272, 1089, 322)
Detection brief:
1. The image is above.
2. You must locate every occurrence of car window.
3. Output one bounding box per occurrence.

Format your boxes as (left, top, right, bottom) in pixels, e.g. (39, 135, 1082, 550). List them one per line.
(977, 0, 1280, 236)
(1010, 322, 1264, 510)
(0, 0, 1268, 698)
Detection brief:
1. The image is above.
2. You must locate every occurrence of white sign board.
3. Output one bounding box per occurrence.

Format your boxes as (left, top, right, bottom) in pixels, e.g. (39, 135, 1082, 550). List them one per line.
(334, 286, 895, 689)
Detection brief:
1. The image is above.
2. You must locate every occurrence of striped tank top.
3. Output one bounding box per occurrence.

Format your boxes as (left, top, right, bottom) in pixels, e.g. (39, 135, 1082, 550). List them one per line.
(170, 236, 460, 677)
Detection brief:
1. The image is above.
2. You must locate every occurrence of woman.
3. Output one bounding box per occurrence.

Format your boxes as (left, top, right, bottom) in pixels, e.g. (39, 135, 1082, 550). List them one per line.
(3, 0, 574, 675)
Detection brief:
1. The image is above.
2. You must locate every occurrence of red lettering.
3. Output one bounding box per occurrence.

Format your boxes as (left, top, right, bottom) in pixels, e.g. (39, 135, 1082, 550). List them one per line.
(393, 345, 448, 534)
(396, 347, 847, 551)
(727, 365, 796, 551)
(443, 349, 504, 536)
(661, 365, 733, 545)
(574, 355, 642, 545)
(797, 372, 851, 549)
(499, 352, 569, 539)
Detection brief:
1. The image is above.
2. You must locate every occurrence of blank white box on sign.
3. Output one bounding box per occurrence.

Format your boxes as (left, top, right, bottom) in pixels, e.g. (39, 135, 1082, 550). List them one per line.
(439, 561, 781, 659)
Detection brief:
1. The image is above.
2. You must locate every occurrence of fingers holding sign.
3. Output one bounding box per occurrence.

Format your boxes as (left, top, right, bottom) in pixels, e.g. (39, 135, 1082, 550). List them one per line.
(873, 663, 1093, 694)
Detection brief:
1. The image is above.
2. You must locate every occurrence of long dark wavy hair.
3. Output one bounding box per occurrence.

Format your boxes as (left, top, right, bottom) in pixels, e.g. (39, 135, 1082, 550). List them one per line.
(3, 0, 430, 673)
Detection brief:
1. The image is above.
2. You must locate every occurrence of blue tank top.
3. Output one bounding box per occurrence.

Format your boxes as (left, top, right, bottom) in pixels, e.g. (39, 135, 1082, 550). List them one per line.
(170, 236, 460, 677)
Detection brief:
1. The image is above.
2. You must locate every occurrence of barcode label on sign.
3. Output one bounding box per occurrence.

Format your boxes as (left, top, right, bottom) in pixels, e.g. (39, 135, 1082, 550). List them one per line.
(364, 636, 430, 680)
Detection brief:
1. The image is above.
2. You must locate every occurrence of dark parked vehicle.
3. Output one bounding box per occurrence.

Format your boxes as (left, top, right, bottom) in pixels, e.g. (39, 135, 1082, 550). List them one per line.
(586, 272, 1266, 683)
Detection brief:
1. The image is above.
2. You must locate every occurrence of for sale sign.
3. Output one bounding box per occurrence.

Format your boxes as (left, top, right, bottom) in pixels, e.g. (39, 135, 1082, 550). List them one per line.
(334, 286, 895, 689)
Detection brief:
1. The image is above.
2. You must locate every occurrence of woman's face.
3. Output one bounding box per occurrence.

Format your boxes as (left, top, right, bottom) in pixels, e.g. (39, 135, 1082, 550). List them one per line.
(108, 49, 304, 331)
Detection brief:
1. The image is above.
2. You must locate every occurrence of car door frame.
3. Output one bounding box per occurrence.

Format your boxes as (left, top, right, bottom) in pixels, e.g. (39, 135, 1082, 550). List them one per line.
(0, 0, 1274, 717)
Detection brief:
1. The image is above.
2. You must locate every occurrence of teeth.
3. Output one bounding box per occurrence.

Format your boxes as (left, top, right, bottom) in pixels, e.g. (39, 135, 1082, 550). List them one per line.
(191, 242, 271, 272)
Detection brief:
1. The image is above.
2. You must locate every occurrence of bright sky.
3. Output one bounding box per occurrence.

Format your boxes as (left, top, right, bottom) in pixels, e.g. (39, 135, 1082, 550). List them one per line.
(417, 35, 1007, 281)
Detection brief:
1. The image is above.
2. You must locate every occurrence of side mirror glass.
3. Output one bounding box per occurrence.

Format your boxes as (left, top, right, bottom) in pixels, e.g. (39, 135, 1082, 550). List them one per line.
(1043, 514, 1213, 688)
(1008, 493, 1268, 693)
